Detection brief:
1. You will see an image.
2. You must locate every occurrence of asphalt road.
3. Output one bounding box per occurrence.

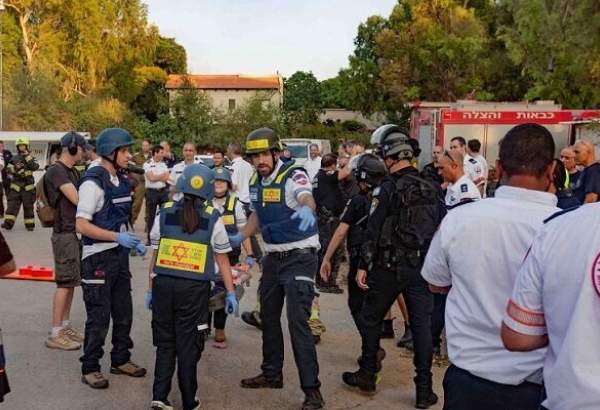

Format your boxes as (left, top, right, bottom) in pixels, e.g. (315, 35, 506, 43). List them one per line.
(0, 215, 445, 410)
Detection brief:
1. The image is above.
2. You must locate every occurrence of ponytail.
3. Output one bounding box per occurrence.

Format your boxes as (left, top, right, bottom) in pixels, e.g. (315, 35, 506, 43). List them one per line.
(180, 195, 203, 234)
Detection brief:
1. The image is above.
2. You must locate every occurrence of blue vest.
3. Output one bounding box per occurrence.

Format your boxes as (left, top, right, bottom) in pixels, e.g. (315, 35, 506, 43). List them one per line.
(153, 201, 218, 282)
(81, 166, 131, 246)
(249, 163, 318, 245)
(219, 193, 241, 259)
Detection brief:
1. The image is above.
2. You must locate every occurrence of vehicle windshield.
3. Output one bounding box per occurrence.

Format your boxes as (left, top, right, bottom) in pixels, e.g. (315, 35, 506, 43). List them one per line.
(286, 145, 308, 159)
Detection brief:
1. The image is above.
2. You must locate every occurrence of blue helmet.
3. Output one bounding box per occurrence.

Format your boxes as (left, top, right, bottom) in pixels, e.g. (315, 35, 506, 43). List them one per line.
(175, 164, 215, 200)
(96, 128, 134, 156)
(213, 167, 232, 187)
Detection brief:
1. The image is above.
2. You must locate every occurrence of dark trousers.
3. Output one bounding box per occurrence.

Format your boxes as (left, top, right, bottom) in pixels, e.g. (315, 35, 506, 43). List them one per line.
(443, 364, 544, 410)
(358, 265, 433, 388)
(4, 188, 35, 228)
(431, 293, 447, 349)
(347, 248, 365, 332)
(145, 188, 169, 242)
(259, 249, 320, 389)
(152, 275, 210, 410)
(0, 184, 4, 216)
(316, 217, 342, 288)
(80, 247, 134, 374)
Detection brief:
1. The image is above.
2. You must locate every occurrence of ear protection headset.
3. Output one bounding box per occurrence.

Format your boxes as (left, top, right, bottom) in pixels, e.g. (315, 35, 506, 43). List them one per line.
(67, 132, 78, 156)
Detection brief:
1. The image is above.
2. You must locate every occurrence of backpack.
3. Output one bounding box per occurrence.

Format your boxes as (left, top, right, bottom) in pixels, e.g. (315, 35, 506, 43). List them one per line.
(383, 173, 443, 252)
(35, 175, 55, 228)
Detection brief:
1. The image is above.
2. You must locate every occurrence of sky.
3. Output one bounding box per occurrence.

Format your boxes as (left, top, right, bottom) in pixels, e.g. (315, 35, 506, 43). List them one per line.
(143, 0, 398, 80)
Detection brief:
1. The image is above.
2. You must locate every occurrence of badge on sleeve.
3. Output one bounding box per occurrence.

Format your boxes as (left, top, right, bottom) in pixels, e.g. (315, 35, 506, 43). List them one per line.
(369, 198, 379, 215)
(373, 187, 381, 197)
(592, 252, 600, 298)
(460, 184, 468, 193)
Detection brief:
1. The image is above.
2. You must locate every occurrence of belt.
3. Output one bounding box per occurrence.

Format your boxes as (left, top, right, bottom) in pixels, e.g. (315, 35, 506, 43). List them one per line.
(267, 247, 316, 260)
(147, 186, 167, 192)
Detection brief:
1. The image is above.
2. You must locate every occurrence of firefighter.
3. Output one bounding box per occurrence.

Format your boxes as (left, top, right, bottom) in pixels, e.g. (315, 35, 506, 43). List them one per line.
(2, 137, 39, 231)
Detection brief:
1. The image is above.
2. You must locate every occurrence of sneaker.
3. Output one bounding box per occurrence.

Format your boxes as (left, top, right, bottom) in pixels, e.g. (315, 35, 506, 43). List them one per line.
(342, 368, 377, 396)
(240, 373, 283, 389)
(110, 361, 147, 377)
(150, 400, 174, 410)
(61, 326, 84, 343)
(45, 334, 81, 351)
(241, 311, 262, 330)
(82, 372, 109, 389)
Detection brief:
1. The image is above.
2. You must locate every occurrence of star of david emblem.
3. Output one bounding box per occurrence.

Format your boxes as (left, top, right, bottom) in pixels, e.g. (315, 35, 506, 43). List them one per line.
(171, 242, 189, 262)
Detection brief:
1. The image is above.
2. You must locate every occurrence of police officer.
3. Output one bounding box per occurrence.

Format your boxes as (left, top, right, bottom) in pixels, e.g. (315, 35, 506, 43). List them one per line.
(320, 153, 387, 334)
(313, 153, 345, 294)
(2, 137, 39, 231)
(210, 167, 254, 348)
(343, 125, 441, 408)
(76, 128, 147, 389)
(146, 164, 238, 410)
(230, 128, 324, 410)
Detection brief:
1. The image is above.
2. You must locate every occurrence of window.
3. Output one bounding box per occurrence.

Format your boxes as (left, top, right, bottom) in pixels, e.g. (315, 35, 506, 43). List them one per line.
(228, 99, 236, 111)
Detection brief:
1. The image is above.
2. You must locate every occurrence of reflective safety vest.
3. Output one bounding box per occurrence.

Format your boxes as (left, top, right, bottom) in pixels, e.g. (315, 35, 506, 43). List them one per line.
(220, 194, 238, 235)
(153, 200, 218, 282)
(80, 166, 131, 246)
(249, 163, 318, 245)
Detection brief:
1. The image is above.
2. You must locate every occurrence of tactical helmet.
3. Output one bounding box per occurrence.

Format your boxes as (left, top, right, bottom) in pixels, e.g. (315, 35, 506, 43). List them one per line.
(176, 163, 215, 200)
(96, 128, 134, 157)
(245, 128, 283, 155)
(354, 153, 388, 187)
(15, 137, 29, 147)
(373, 124, 416, 160)
(213, 167, 232, 187)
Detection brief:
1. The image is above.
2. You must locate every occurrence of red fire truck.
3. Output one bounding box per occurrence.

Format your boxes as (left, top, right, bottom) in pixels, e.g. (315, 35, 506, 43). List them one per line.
(409, 100, 600, 167)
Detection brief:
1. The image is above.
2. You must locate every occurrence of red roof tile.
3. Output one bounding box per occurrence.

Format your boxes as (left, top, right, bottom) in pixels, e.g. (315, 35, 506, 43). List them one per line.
(166, 74, 281, 90)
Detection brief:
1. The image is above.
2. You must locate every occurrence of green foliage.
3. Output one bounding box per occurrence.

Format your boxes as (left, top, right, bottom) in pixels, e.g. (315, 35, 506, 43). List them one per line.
(155, 36, 187, 74)
(283, 71, 323, 126)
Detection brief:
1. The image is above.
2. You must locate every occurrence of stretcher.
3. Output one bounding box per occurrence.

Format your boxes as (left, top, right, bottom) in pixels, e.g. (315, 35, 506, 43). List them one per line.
(0, 266, 55, 282)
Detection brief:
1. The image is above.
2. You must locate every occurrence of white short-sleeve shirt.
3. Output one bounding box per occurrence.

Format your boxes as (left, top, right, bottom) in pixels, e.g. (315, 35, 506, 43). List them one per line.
(230, 156, 254, 204)
(212, 195, 248, 229)
(250, 160, 320, 252)
(503, 203, 600, 410)
(464, 153, 487, 187)
(421, 185, 559, 385)
(76, 172, 122, 259)
(445, 174, 481, 207)
(144, 159, 168, 189)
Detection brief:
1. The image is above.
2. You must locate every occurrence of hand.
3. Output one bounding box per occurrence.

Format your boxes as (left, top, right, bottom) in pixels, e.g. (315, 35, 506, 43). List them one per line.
(228, 232, 245, 249)
(245, 255, 256, 268)
(116, 232, 141, 249)
(145, 289, 152, 310)
(356, 269, 369, 290)
(135, 243, 147, 256)
(291, 206, 316, 232)
(225, 290, 239, 316)
(320, 260, 331, 282)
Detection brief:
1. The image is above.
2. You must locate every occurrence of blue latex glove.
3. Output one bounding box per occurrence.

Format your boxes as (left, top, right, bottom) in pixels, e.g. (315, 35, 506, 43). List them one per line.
(225, 291, 239, 316)
(116, 232, 141, 249)
(135, 243, 147, 257)
(291, 206, 316, 232)
(145, 289, 152, 310)
(228, 232, 245, 249)
(245, 256, 256, 268)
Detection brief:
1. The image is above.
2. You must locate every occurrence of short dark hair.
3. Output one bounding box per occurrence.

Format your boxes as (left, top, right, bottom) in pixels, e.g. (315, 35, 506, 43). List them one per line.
(468, 139, 481, 153)
(152, 145, 164, 156)
(228, 142, 242, 155)
(213, 150, 225, 157)
(451, 136, 466, 146)
(552, 158, 567, 191)
(499, 124, 555, 177)
(142, 138, 151, 144)
(321, 153, 337, 168)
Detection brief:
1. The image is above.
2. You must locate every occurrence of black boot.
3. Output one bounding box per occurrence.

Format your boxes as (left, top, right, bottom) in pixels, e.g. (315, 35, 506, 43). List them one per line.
(240, 373, 283, 389)
(342, 368, 377, 395)
(381, 319, 395, 339)
(241, 311, 262, 330)
(302, 388, 325, 410)
(356, 347, 386, 371)
(416, 386, 438, 409)
(397, 322, 413, 348)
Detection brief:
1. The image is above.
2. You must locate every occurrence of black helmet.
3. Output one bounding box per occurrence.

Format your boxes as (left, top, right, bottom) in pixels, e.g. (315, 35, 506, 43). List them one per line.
(373, 124, 417, 160)
(354, 153, 387, 187)
(245, 128, 283, 154)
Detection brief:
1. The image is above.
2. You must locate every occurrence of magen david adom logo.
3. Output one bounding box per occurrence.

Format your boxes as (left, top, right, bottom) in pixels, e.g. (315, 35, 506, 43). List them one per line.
(190, 175, 204, 190)
(592, 251, 600, 298)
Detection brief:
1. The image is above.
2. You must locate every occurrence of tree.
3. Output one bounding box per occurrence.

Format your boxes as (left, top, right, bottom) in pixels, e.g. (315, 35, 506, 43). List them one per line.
(169, 77, 215, 146)
(155, 36, 187, 74)
(320, 76, 349, 108)
(283, 71, 323, 126)
(500, 0, 600, 107)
